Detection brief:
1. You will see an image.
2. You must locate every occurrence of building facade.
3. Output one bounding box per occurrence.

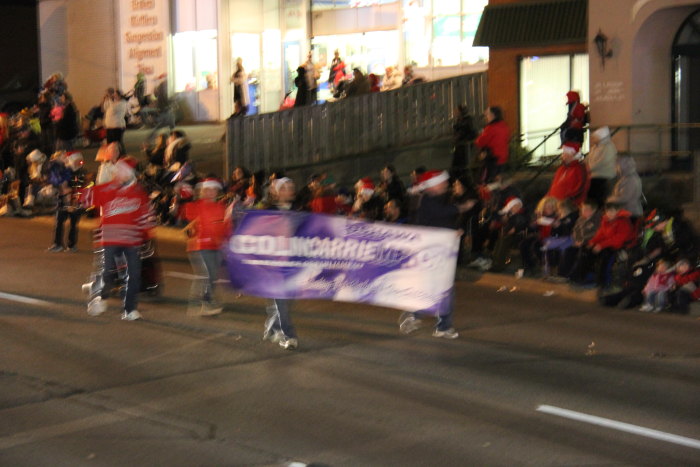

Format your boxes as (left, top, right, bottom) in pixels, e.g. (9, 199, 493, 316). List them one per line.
(38, 0, 490, 122)
(476, 0, 700, 160)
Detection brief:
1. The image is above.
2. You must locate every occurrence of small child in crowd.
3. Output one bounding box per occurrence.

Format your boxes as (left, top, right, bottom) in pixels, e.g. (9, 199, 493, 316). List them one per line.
(640, 259, 675, 312)
(671, 258, 700, 314)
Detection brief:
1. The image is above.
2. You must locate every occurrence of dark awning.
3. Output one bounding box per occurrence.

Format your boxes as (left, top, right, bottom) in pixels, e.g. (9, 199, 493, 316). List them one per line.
(474, 0, 588, 48)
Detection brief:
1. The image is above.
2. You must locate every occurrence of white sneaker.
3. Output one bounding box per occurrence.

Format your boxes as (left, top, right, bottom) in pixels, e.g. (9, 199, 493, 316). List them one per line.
(122, 310, 142, 321)
(467, 257, 486, 268)
(279, 336, 298, 350)
(200, 305, 223, 316)
(398, 313, 422, 334)
(263, 329, 283, 343)
(433, 328, 459, 339)
(87, 297, 107, 316)
(478, 259, 493, 272)
(639, 303, 654, 313)
(81, 282, 93, 295)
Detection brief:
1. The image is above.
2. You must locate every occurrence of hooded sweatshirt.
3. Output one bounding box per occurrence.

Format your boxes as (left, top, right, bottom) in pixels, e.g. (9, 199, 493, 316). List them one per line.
(607, 157, 643, 217)
(589, 210, 636, 250)
(587, 127, 617, 179)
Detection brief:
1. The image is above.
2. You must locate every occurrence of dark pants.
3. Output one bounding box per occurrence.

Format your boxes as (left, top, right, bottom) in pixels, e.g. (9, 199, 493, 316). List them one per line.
(520, 235, 543, 273)
(587, 178, 609, 207)
(490, 233, 520, 272)
(480, 155, 502, 184)
(101, 245, 141, 312)
(106, 128, 125, 154)
(558, 246, 580, 278)
(54, 208, 81, 248)
(452, 143, 471, 178)
(671, 289, 694, 314)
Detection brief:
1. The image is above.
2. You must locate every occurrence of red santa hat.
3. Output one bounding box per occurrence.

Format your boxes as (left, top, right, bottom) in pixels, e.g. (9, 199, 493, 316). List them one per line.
(355, 177, 375, 196)
(499, 196, 522, 214)
(197, 177, 223, 191)
(417, 170, 449, 190)
(66, 151, 84, 170)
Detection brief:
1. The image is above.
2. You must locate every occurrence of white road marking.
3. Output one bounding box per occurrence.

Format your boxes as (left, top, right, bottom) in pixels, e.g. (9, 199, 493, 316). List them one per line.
(0, 292, 52, 307)
(164, 271, 229, 283)
(537, 405, 700, 450)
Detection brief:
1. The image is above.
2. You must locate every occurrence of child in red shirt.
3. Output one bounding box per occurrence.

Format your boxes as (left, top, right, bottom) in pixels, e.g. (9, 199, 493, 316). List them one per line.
(183, 177, 229, 316)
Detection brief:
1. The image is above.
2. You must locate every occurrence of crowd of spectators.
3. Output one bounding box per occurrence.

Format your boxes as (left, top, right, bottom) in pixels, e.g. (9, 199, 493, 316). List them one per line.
(1, 73, 698, 317)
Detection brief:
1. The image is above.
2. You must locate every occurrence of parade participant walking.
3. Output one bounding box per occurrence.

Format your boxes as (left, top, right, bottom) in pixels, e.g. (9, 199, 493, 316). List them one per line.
(183, 177, 229, 316)
(398, 170, 475, 339)
(87, 156, 155, 321)
(47, 151, 86, 252)
(261, 177, 299, 350)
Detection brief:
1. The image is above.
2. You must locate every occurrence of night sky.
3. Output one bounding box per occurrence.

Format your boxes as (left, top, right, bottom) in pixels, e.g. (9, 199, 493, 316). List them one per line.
(0, 0, 40, 91)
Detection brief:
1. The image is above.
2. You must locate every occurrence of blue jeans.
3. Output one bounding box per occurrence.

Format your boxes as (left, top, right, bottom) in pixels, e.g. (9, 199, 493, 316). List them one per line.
(188, 250, 221, 307)
(644, 291, 668, 309)
(101, 245, 142, 312)
(405, 289, 455, 331)
(265, 299, 296, 338)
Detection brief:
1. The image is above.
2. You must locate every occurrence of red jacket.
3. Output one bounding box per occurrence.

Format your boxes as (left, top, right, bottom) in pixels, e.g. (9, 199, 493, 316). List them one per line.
(547, 160, 590, 206)
(674, 269, 700, 301)
(475, 120, 510, 165)
(183, 199, 229, 252)
(92, 180, 155, 247)
(588, 210, 636, 250)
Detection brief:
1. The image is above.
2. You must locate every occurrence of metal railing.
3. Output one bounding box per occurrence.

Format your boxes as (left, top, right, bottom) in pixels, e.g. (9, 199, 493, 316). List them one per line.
(225, 72, 487, 175)
(518, 123, 700, 204)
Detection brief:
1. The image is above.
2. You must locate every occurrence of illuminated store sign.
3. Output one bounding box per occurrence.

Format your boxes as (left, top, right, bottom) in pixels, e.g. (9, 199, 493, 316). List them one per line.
(119, 0, 170, 93)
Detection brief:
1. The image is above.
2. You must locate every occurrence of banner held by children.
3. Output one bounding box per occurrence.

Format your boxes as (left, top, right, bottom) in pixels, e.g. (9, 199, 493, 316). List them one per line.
(224, 210, 460, 315)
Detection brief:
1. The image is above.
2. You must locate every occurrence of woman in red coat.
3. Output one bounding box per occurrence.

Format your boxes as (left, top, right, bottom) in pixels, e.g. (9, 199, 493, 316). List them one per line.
(475, 106, 510, 183)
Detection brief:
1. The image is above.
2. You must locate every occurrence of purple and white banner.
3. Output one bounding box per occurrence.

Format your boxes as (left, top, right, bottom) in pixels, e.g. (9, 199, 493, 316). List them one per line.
(224, 211, 459, 315)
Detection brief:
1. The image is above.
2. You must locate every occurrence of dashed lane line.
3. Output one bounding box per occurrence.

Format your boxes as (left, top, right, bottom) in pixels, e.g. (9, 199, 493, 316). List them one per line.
(537, 404, 700, 450)
(0, 292, 52, 307)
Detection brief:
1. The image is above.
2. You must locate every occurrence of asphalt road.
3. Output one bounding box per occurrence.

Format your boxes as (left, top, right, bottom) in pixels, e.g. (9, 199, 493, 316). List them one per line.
(0, 216, 699, 466)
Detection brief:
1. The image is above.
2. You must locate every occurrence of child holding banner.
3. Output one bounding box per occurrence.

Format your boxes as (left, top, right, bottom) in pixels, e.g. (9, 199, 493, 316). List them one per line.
(261, 177, 299, 350)
(399, 170, 476, 339)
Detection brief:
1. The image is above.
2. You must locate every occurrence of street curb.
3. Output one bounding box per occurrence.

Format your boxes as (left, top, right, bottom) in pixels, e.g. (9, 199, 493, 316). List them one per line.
(458, 268, 598, 303)
(29, 215, 697, 312)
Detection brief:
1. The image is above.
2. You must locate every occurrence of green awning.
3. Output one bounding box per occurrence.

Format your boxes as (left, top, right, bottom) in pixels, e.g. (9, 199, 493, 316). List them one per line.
(474, 0, 588, 48)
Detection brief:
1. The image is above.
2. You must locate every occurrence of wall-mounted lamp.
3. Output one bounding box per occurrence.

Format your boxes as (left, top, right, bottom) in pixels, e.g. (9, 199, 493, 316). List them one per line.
(594, 29, 613, 68)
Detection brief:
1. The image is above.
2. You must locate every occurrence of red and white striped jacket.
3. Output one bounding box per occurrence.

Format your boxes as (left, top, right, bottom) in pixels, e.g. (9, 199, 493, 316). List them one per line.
(92, 180, 155, 246)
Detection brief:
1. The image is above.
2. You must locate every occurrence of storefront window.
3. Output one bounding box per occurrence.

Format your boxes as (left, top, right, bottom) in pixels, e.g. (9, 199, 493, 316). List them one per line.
(432, 16, 461, 66)
(312, 30, 399, 99)
(461, 12, 487, 64)
(404, 0, 487, 67)
(520, 54, 589, 159)
(312, 0, 397, 10)
(433, 0, 459, 15)
(172, 0, 219, 121)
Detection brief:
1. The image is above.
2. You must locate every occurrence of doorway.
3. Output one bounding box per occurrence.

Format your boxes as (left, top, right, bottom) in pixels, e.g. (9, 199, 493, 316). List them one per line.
(672, 9, 700, 169)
